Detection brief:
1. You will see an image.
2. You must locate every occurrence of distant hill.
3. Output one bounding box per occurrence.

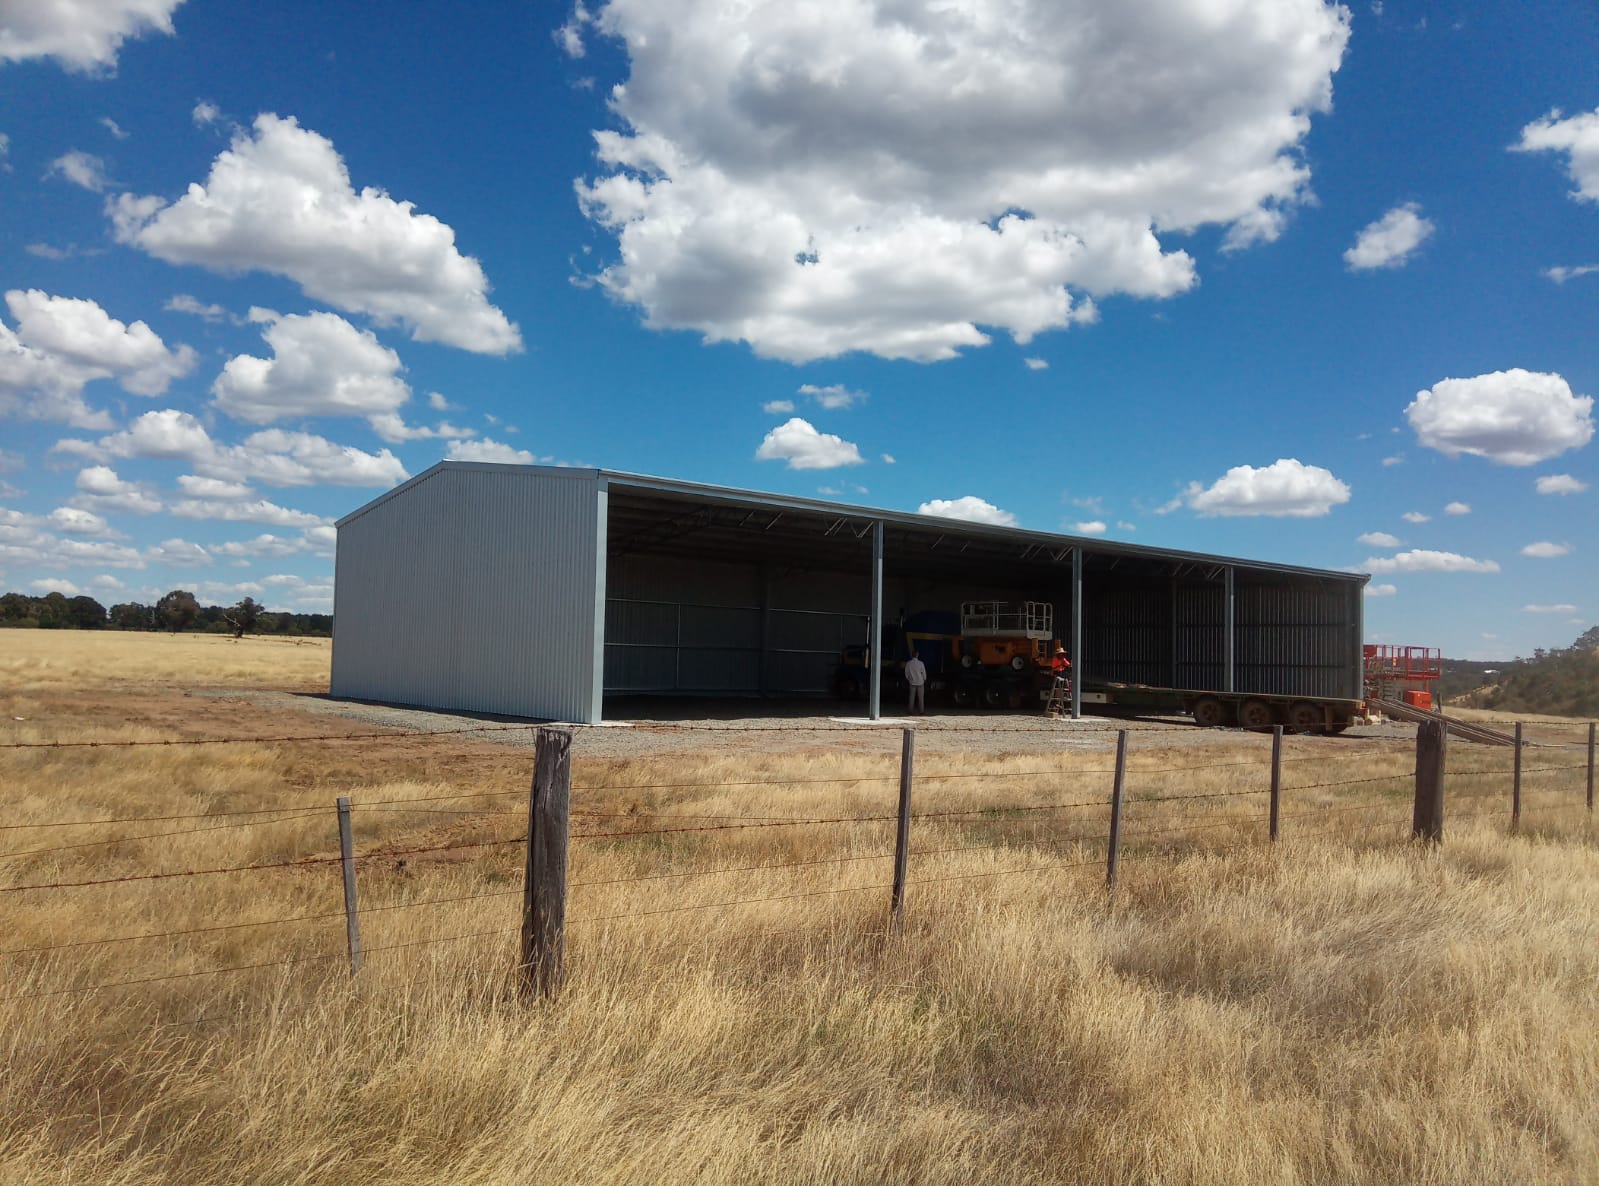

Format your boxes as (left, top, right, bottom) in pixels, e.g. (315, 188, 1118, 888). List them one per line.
(1447, 626, 1599, 719)
(1436, 658, 1512, 706)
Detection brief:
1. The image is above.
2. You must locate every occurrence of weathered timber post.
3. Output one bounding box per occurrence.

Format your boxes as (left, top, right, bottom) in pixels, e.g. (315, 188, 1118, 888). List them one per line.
(890, 728, 914, 934)
(1587, 722, 1595, 814)
(1106, 729, 1127, 900)
(521, 727, 572, 1001)
(1269, 726, 1283, 843)
(1512, 721, 1523, 829)
(336, 795, 361, 976)
(1412, 719, 1445, 843)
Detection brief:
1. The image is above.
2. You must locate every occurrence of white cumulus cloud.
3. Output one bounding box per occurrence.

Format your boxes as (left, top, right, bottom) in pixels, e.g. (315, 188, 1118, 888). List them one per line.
(1515, 106, 1599, 203)
(1364, 584, 1397, 597)
(1401, 511, 1430, 524)
(1343, 202, 1434, 270)
(57, 408, 408, 487)
(1181, 458, 1350, 517)
(1535, 473, 1588, 495)
(574, 0, 1349, 362)
(1523, 603, 1578, 614)
(0, 0, 184, 71)
(164, 293, 228, 322)
(70, 464, 161, 514)
(798, 383, 865, 410)
(1073, 520, 1107, 535)
(170, 498, 327, 528)
(1406, 369, 1594, 466)
(212, 309, 411, 429)
(1521, 541, 1571, 559)
(46, 150, 111, 191)
(1024, 358, 1049, 371)
(109, 114, 522, 355)
(447, 438, 537, 465)
(917, 496, 1018, 528)
(1363, 549, 1499, 574)
(0, 288, 195, 427)
(761, 399, 794, 415)
(1357, 531, 1400, 547)
(754, 418, 865, 470)
(1444, 501, 1470, 515)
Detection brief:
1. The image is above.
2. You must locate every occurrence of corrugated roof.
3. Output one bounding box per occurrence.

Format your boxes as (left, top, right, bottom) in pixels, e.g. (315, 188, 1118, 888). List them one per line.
(338, 461, 1369, 585)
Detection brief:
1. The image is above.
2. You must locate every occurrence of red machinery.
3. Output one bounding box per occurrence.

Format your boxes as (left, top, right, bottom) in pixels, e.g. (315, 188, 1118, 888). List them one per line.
(1363, 645, 1442, 710)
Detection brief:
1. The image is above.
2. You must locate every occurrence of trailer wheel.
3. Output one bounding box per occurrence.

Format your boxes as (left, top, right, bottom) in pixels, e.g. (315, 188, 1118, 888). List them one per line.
(982, 684, 1006, 709)
(1287, 702, 1324, 733)
(952, 683, 976, 708)
(1238, 699, 1275, 730)
(1191, 696, 1230, 728)
(1008, 654, 1028, 672)
(959, 653, 978, 669)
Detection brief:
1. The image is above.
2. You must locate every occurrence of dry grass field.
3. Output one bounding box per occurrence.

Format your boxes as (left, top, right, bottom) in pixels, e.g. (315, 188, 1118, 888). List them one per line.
(2, 631, 1597, 1185)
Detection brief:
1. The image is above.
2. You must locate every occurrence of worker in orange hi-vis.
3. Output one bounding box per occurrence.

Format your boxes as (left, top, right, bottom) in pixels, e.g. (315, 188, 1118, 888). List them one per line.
(1049, 644, 1072, 711)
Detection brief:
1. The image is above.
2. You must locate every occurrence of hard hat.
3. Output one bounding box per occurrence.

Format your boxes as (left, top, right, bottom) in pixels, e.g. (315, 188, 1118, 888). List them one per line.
(1054, 645, 1066, 654)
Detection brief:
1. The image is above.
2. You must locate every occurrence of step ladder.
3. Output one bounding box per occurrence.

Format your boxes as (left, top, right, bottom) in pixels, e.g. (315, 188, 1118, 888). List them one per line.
(1045, 676, 1071, 718)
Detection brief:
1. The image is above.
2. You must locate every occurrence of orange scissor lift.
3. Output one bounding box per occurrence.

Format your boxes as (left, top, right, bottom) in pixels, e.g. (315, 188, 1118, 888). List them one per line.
(1363, 644, 1442, 711)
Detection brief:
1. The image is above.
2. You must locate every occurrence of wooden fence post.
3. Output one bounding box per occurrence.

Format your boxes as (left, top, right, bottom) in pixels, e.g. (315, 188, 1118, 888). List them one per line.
(336, 795, 362, 976)
(1512, 721, 1523, 829)
(521, 727, 572, 1002)
(1587, 722, 1595, 814)
(890, 728, 914, 934)
(1106, 729, 1127, 900)
(1269, 726, 1282, 843)
(1412, 719, 1445, 843)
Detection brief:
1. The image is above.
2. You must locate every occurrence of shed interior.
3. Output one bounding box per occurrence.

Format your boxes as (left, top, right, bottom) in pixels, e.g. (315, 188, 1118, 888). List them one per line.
(601, 484, 1361, 711)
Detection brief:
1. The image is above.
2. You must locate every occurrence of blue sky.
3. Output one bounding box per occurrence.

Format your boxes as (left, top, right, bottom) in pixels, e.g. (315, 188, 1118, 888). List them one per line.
(0, 0, 1594, 659)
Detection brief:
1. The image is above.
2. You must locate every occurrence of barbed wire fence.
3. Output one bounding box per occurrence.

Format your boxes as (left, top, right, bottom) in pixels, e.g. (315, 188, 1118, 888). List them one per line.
(1, 715, 1594, 1027)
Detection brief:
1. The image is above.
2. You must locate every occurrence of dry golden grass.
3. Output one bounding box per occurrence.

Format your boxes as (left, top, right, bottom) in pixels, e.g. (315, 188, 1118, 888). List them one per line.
(2, 633, 1597, 1184)
(1, 628, 331, 695)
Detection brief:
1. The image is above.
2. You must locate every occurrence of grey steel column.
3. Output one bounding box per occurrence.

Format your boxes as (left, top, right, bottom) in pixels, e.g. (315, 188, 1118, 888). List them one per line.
(1071, 547, 1083, 720)
(1353, 580, 1366, 700)
(869, 520, 884, 721)
(1223, 566, 1235, 693)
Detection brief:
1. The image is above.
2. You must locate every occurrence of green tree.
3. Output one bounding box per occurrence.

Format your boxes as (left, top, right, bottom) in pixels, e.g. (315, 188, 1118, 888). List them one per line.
(226, 596, 263, 638)
(66, 595, 107, 629)
(36, 591, 68, 629)
(156, 589, 200, 633)
(109, 602, 154, 630)
(0, 592, 35, 624)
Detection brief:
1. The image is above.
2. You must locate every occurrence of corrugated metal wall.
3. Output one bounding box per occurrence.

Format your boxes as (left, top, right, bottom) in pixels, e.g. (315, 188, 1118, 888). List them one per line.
(1083, 586, 1171, 686)
(1236, 582, 1360, 698)
(1085, 579, 1359, 698)
(605, 556, 863, 695)
(331, 467, 602, 722)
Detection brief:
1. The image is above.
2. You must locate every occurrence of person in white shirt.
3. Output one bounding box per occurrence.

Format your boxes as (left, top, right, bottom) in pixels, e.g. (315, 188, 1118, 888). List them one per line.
(903, 651, 928, 715)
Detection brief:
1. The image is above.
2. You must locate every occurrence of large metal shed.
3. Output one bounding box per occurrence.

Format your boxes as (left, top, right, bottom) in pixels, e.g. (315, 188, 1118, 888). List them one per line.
(331, 462, 1368, 724)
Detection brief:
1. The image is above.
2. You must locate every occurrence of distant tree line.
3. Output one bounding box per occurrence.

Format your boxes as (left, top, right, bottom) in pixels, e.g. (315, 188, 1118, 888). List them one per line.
(0, 590, 331, 637)
(1462, 626, 1599, 719)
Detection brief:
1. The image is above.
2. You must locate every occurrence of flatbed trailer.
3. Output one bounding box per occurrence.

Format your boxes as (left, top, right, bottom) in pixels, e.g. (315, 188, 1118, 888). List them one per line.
(1078, 680, 1365, 733)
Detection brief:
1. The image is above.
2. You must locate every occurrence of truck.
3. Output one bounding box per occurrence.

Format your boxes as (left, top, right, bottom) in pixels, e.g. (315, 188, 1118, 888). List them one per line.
(835, 599, 1366, 732)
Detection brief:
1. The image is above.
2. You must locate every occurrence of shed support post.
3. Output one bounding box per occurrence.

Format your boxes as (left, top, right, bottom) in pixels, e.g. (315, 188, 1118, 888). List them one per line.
(1352, 581, 1366, 700)
(1071, 547, 1083, 720)
(1223, 566, 1235, 694)
(758, 562, 771, 699)
(1169, 576, 1179, 688)
(869, 520, 884, 721)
